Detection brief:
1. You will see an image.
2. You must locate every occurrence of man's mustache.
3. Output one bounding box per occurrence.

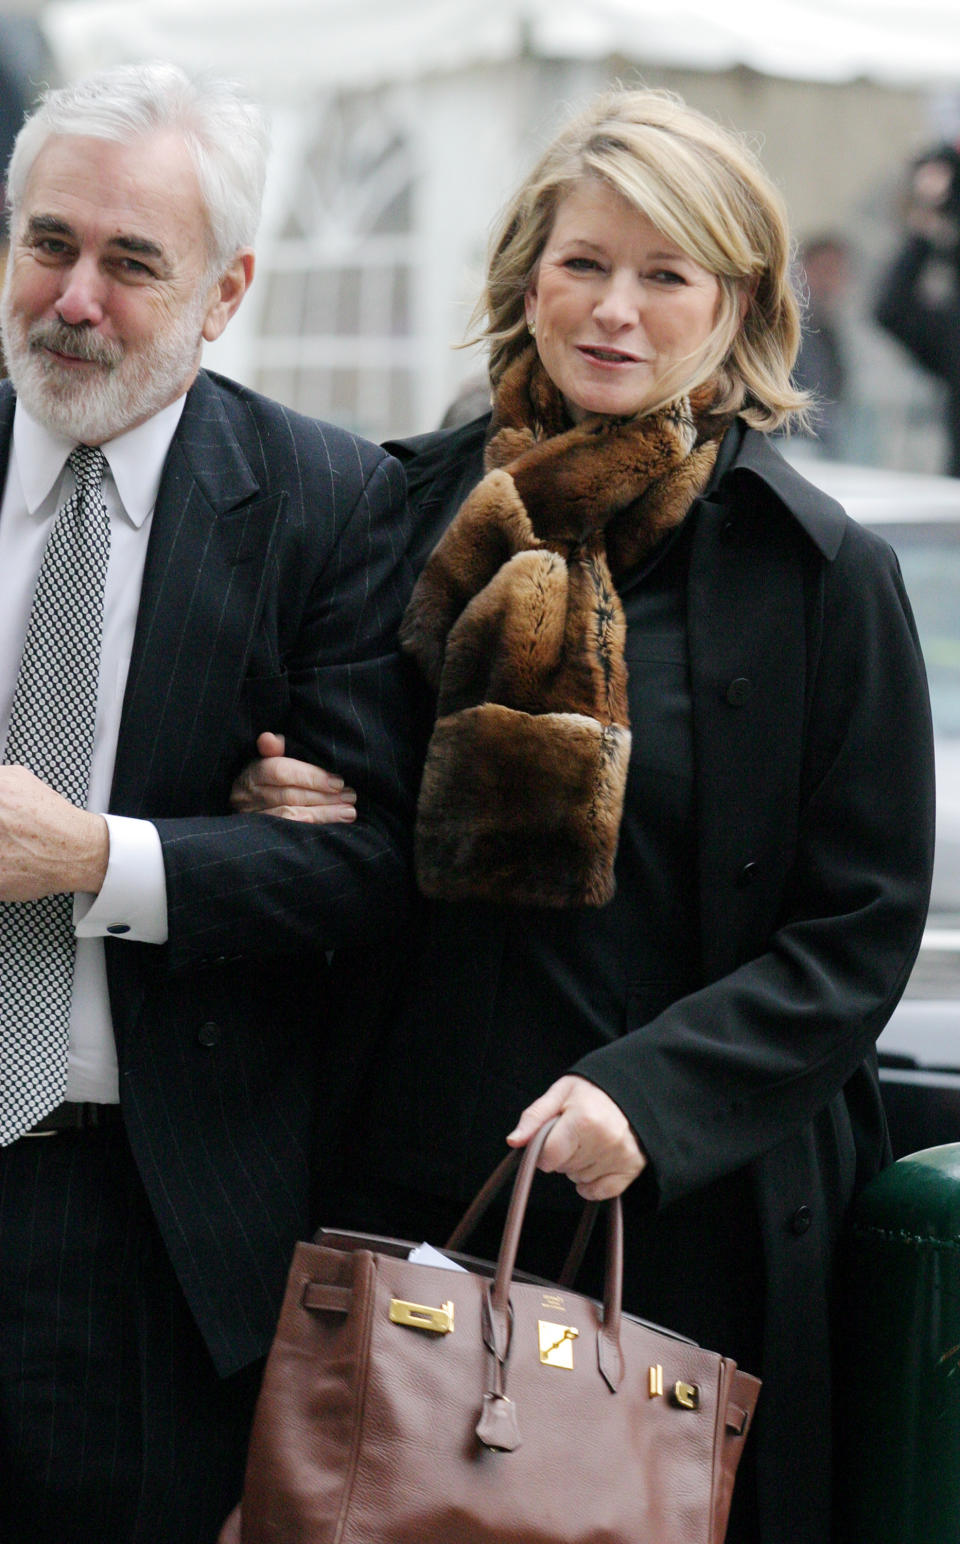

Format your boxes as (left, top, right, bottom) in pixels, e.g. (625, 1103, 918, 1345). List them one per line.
(27, 320, 124, 369)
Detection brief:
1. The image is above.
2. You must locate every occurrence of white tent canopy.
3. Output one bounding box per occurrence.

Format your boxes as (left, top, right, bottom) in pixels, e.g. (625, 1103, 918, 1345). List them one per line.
(41, 0, 960, 93)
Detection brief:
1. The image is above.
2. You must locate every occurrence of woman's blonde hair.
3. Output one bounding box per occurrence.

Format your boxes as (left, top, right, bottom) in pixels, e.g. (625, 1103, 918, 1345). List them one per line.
(477, 88, 809, 432)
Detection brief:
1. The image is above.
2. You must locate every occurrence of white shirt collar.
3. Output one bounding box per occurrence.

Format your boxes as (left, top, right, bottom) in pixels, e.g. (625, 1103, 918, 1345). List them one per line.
(12, 393, 188, 528)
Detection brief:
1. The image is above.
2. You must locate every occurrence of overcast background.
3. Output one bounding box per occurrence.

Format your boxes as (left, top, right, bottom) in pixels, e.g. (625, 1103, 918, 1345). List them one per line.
(0, 0, 958, 461)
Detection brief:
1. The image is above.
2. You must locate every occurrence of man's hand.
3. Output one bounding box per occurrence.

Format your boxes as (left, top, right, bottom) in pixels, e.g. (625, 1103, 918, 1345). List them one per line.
(506, 1075, 647, 1202)
(230, 732, 357, 824)
(0, 765, 109, 900)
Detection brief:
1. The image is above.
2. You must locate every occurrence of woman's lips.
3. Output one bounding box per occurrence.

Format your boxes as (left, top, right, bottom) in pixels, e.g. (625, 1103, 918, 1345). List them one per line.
(576, 345, 643, 364)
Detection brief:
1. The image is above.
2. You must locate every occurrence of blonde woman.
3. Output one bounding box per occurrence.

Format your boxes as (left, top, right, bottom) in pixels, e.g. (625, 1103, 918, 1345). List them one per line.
(234, 89, 934, 1543)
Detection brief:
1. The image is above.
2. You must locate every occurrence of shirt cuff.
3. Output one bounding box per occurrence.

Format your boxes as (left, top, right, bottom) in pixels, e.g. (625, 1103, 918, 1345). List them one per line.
(74, 814, 169, 944)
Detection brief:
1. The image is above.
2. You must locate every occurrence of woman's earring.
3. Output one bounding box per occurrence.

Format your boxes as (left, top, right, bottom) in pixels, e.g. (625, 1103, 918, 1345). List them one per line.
(528, 318, 537, 338)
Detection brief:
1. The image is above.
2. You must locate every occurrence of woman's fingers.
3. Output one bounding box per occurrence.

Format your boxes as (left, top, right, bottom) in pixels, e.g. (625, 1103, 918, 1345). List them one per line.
(506, 1075, 646, 1198)
(229, 732, 357, 821)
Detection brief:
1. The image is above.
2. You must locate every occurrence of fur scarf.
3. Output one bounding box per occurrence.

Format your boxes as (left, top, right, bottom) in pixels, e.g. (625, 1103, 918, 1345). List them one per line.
(401, 347, 725, 908)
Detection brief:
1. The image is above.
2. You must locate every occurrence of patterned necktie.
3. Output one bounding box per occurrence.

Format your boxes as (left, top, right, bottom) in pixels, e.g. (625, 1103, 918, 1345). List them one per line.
(0, 445, 111, 1144)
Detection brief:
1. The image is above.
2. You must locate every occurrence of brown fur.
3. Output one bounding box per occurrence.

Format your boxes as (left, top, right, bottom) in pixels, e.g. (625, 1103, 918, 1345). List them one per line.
(399, 471, 539, 691)
(415, 708, 632, 907)
(404, 347, 721, 907)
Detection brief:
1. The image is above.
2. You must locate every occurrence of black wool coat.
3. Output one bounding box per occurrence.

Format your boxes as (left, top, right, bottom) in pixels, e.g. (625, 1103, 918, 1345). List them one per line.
(339, 414, 935, 1544)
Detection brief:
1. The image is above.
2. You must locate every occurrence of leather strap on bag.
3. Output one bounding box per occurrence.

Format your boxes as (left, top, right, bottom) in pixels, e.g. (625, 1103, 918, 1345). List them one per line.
(465, 1121, 626, 1451)
(444, 1134, 601, 1287)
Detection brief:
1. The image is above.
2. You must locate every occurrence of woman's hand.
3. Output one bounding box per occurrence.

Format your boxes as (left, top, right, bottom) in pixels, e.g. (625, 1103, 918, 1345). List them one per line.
(229, 732, 357, 824)
(506, 1075, 647, 1201)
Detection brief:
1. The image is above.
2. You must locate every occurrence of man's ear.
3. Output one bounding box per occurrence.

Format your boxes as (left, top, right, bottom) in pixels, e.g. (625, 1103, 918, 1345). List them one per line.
(202, 250, 255, 343)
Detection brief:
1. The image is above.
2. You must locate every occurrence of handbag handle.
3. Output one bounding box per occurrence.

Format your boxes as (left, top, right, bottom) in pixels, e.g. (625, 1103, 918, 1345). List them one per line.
(471, 1120, 626, 1451)
(445, 1137, 601, 1288)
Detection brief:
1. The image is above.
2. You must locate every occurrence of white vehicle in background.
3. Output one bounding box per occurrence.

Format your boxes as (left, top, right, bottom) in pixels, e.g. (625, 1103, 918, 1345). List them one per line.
(785, 450, 960, 1157)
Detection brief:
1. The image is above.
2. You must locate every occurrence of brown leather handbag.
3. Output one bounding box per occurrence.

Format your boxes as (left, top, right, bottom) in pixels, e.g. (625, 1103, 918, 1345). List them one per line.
(225, 1121, 760, 1544)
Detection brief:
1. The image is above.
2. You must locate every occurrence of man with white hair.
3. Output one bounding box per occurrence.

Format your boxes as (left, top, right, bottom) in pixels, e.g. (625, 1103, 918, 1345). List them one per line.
(0, 62, 415, 1543)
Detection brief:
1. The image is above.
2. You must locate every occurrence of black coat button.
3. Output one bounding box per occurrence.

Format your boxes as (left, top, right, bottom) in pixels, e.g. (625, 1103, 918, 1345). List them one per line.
(790, 1205, 813, 1236)
(725, 677, 753, 706)
(197, 1021, 221, 1048)
(106, 923, 131, 935)
(737, 861, 759, 887)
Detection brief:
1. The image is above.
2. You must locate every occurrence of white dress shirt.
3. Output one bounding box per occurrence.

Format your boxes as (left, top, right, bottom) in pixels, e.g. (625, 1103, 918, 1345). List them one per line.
(0, 397, 186, 1101)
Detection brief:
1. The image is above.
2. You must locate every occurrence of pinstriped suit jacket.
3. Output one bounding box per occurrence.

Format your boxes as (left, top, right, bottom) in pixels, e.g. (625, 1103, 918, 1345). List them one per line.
(0, 370, 418, 1377)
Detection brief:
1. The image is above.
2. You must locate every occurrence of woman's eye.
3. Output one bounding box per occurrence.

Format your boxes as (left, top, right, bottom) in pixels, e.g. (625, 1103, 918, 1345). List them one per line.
(650, 268, 685, 285)
(564, 256, 601, 272)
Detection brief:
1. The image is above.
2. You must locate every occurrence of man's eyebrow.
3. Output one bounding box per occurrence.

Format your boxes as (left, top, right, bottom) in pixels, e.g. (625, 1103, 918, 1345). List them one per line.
(25, 214, 74, 239)
(109, 234, 166, 262)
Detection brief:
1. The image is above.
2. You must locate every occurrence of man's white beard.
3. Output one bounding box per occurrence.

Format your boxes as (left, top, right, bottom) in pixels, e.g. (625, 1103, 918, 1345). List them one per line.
(0, 291, 207, 444)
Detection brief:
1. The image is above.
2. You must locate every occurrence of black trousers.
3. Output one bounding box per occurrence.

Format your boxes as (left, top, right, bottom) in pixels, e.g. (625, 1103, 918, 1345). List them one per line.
(0, 1123, 261, 1544)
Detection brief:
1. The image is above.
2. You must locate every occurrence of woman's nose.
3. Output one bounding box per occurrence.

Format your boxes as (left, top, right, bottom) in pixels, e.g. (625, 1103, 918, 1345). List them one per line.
(592, 274, 641, 330)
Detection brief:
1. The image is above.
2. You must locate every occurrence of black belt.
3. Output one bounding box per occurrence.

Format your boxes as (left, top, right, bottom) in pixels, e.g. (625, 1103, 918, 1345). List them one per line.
(22, 1101, 123, 1136)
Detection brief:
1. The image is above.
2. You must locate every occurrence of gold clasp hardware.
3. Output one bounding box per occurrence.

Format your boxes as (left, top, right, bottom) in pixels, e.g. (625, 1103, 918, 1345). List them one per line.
(672, 1380, 700, 1410)
(648, 1364, 664, 1398)
(389, 1298, 455, 1334)
(538, 1321, 579, 1369)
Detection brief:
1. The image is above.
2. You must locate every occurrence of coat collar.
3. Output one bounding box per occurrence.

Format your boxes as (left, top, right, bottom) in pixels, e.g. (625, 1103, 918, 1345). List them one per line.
(158, 368, 260, 513)
(715, 422, 847, 561)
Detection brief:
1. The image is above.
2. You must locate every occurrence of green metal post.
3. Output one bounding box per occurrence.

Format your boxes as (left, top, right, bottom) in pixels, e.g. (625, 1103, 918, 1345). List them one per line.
(838, 1143, 960, 1543)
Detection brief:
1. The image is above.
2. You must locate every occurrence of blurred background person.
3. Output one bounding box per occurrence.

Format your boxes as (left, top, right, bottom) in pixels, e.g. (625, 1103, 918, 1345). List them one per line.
(792, 233, 854, 458)
(875, 137, 960, 475)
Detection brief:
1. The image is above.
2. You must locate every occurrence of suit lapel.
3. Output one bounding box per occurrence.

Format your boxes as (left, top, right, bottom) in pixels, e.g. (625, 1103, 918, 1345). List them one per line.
(111, 373, 285, 816)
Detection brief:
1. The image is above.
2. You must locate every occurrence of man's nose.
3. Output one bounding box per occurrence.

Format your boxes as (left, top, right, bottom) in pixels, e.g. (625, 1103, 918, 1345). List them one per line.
(54, 258, 106, 328)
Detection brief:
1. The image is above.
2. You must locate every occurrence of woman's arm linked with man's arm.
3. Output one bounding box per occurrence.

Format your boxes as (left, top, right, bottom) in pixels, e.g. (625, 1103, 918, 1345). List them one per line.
(231, 739, 648, 1201)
